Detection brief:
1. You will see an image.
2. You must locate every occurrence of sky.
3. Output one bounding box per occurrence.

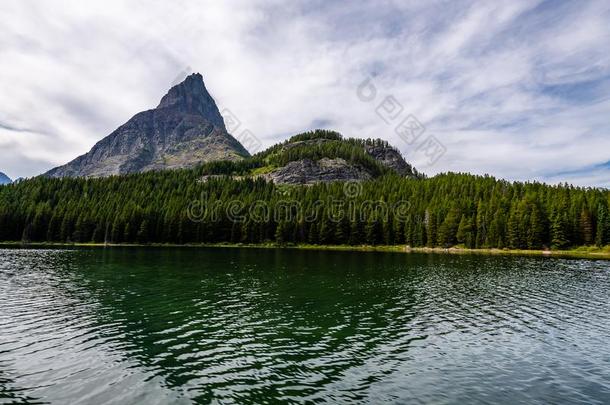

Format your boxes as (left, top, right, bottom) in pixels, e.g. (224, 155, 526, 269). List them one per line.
(1, 0, 609, 187)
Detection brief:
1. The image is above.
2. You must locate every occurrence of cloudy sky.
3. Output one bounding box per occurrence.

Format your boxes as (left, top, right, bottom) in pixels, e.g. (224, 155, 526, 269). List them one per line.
(1, 0, 609, 186)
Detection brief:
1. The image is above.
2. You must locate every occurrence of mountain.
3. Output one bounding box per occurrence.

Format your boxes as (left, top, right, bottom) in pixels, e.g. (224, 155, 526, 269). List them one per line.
(46, 73, 250, 178)
(199, 130, 420, 184)
(0, 172, 11, 185)
(260, 132, 419, 184)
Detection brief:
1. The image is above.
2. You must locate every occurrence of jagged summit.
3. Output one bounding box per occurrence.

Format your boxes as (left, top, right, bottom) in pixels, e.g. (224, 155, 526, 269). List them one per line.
(46, 73, 249, 178)
(157, 73, 226, 129)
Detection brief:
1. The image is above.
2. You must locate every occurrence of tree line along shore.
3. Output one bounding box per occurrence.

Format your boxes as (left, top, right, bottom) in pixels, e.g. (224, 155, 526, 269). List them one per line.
(1, 167, 608, 253)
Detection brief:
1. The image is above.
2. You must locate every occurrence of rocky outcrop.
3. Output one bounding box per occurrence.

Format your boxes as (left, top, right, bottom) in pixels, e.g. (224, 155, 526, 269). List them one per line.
(264, 158, 372, 185)
(281, 138, 331, 150)
(46, 73, 249, 178)
(0, 172, 11, 185)
(262, 137, 417, 184)
(364, 144, 415, 177)
(280, 139, 415, 179)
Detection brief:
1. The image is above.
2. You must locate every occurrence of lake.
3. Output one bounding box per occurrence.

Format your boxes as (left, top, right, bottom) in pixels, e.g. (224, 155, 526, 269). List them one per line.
(1, 247, 609, 404)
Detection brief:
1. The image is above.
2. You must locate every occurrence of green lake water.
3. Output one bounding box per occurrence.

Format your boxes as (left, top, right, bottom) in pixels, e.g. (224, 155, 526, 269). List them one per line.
(1, 247, 609, 404)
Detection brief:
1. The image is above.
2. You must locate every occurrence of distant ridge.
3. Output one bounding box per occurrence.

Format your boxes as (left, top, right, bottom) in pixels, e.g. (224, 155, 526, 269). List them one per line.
(46, 73, 249, 178)
(0, 172, 11, 185)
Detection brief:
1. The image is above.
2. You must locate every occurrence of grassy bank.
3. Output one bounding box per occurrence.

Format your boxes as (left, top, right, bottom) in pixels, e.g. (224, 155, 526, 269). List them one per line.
(2, 241, 610, 260)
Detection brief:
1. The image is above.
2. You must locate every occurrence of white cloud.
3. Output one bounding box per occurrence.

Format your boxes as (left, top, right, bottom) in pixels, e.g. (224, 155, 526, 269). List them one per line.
(0, 0, 609, 187)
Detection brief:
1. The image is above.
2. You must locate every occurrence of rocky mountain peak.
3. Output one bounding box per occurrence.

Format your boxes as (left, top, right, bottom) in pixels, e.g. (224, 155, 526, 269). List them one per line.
(45, 72, 248, 178)
(157, 73, 226, 130)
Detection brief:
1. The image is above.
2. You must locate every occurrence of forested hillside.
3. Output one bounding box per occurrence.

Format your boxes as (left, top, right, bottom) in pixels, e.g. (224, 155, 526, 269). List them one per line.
(197, 130, 420, 181)
(1, 167, 608, 249)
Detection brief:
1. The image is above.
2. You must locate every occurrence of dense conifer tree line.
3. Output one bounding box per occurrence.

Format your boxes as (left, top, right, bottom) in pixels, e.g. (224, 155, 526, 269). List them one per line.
(1, 168, 608, 249)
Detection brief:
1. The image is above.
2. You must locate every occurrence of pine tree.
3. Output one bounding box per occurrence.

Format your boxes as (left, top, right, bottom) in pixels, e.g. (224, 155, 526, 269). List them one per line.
(319, 216, 334, 245)
(393, 219, 404, 245)
(124, 222, 132, 243)
(241, 220, 251, 243)
(111, 217, 122, 243)
(230, 222, 241, 243)
(348, 221, 362, 245)
(382, 218, 393, 245)
(60, 215, 72, 242)
(92, 223, 104, 243)
(456, 215, 475, 248)
(413, 219, 424, 247)
(475, 200, 487, 248)
(551, 212, 570, 249)
(275, 221, 288, 244)
(308, 222, 319, 245)
(425, 210, 437, 248)
(596, 204, 608, 247)
(507, 203, 523, 249)
(527, 204, 545, 249)
(73, 215, 84, 243)
(31, 205, 49, 241)
(137, 219, 150, 243)
(365, 217, 380, 245)
(47, 213, 61, 241)
(579, 209, 593, 246)
(437, 207, 460, 247)
(487, 213, 504, 248)
(335, 217, 348, 245)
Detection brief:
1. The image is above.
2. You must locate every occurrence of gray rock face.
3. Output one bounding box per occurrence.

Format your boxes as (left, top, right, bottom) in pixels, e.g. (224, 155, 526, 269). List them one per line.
(280, 139, 415, 179)
(364, 144, 415, 177)
(263, 138, 416, 185)
(265, 158, 372, 185)
(46, 73, 249, 178)
(0, 172, 12, 185)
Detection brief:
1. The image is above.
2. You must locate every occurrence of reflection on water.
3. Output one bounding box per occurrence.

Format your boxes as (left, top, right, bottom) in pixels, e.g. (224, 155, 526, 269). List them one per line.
(1, 247, 609, 404)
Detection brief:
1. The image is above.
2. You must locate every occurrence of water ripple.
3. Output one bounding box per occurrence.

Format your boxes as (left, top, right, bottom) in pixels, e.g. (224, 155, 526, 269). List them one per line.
(1, 248, 610, 404)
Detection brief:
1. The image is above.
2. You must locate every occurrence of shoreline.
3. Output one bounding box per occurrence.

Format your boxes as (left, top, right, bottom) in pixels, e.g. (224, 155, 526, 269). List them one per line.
(1, 241, 610, 260)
